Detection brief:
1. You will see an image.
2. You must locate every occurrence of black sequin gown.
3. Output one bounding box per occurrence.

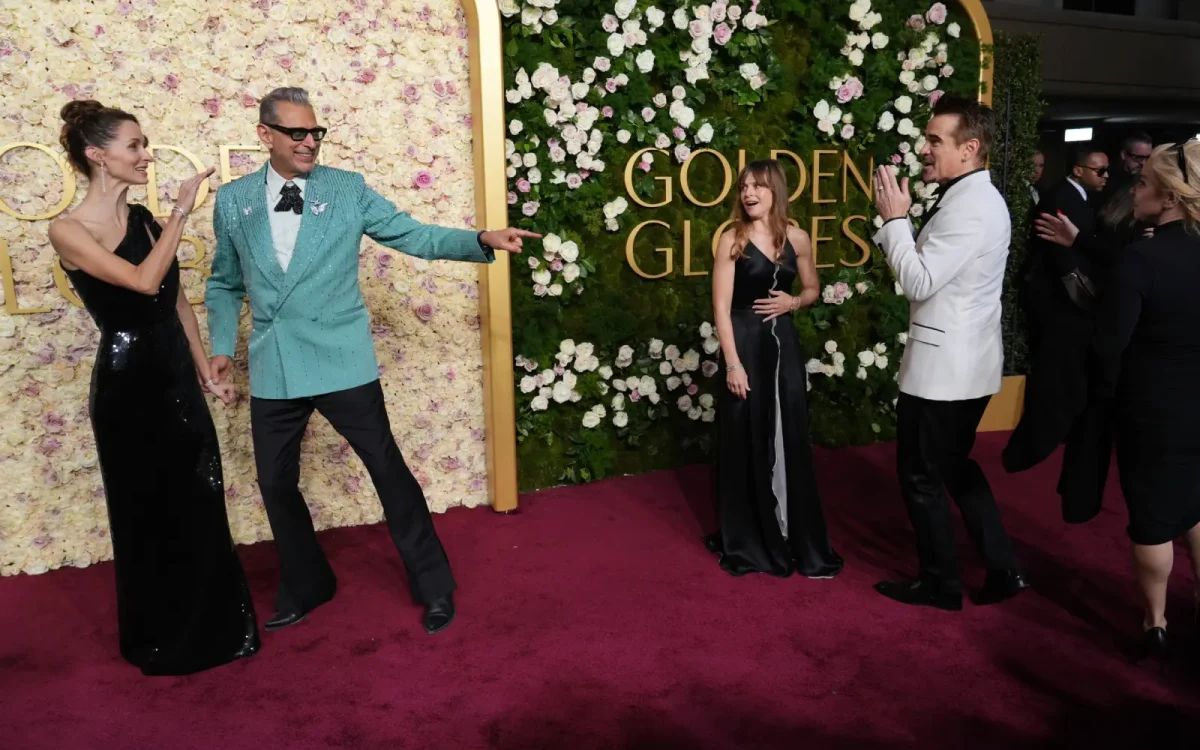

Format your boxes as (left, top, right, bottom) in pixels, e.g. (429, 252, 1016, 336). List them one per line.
(64, 205, 259, 675)
(705, 240, 843, 578)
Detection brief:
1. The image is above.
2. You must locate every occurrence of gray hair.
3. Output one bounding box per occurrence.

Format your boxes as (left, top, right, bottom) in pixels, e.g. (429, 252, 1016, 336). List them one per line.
(259, 87, 311, 124)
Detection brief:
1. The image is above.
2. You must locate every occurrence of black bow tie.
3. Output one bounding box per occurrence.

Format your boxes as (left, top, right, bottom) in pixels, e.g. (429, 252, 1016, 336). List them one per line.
(275, 182, 303, 214)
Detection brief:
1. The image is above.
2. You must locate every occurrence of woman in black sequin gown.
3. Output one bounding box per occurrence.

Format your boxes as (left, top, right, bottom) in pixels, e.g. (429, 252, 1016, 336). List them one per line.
(704, 160, 843, 579)
(48, 101, 259, 675)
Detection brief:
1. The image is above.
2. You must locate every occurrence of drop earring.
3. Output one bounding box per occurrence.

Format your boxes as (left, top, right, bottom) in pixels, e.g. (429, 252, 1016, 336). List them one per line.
(99, 163, 107, 194)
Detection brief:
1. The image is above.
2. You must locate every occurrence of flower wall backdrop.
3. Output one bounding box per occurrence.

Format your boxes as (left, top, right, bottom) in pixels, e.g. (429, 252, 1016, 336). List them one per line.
(0, 0, 488, 575)
(502, 0, 984, 490)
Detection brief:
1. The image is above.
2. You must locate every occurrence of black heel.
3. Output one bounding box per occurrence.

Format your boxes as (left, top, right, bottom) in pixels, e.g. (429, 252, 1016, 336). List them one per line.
(1140, 626, 1169, 660)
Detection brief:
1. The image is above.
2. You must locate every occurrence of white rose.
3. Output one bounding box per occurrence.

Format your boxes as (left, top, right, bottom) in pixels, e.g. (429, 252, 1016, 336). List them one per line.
(548, 284, 564, 296)
(616, 129, 632, 145)
(677, 395, 693, 412)
(696, 123, 714, 143)
(699, 393, 714, 409)
(875, 355, 889, 369)
(562, 263, 580, 283)
(636, 50, 655, 73)
(582, 411, 601, 429)
(896, 333, 908, 345)
(646, 7, 665, 28)
(856, 367, 868, 380)
(613, 411, 629, 428)
(948, 22, 961, 38)
(899, 70, 915, 85)
(607, 33, 626, 56)
(552, 381, 573, 403)
(877, 111, 895, 132)
(824, 340, 838, 354)
(533, 269, 552, 285)
(614, 0, 637, 19)
(520, 375, 538, 393)
(895, 95, 913, 114)
(673, 8, 689, 28)
(872, 32, 889, 49)
(857, 350, 876, 367)
(848, 49, 864, 66)
(922, 75, 939, 92)
(531, 395, 549, 411)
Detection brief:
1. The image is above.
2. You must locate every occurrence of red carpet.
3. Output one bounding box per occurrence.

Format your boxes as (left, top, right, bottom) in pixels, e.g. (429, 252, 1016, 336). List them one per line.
(2, 433, 1199, 749)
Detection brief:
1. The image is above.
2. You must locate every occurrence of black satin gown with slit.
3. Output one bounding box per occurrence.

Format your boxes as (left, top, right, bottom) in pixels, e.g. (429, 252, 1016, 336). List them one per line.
(705, 240, 843, 578)
(64, 205, 259, 675)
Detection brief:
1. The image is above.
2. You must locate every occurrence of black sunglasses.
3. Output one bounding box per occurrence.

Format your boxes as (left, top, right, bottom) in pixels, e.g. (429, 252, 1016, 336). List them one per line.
(1075, 164, 1109, 177)
(261, 122, 328, 142)
(1176, 139, 1196, 186)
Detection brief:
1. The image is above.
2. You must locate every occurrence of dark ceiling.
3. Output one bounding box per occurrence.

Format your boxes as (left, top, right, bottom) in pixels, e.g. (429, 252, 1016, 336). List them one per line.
(1041, 96, 1200, 126)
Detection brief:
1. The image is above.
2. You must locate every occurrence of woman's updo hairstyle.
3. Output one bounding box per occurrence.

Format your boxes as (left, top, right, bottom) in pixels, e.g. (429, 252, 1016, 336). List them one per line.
(59, 100, 139, 175)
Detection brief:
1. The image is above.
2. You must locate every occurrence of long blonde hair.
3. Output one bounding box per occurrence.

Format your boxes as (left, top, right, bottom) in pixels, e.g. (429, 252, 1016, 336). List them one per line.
(729, 159, 790, 260)
(1143, 141, 1200, 235)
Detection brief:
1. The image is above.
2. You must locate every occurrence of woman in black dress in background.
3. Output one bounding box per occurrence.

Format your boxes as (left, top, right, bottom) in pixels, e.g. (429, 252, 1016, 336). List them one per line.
(1038, 141, 1200, 658)
(48, 101, 259, 675)
(704, 160, 842, 579)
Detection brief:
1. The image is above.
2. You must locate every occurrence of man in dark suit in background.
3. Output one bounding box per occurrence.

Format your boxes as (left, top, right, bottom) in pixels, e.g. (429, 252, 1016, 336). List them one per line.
(1005, 145, 1111, 524)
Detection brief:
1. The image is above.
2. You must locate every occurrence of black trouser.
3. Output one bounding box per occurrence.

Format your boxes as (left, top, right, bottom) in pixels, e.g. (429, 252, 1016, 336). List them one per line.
(250, 380, 456, 614)
(896, 393, 1018, 593)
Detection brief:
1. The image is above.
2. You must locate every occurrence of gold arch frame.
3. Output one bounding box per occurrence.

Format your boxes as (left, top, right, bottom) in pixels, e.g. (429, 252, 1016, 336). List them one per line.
(470, 0, 1000, 512)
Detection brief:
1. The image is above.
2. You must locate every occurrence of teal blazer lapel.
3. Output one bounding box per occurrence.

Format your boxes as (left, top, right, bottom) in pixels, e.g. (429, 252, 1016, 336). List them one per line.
(239, 165, 285, 287)
(277, 166, 335, 305)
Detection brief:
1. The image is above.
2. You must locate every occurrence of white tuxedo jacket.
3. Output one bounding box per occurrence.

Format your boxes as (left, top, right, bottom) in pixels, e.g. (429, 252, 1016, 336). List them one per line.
(873, 170, 1010, 402)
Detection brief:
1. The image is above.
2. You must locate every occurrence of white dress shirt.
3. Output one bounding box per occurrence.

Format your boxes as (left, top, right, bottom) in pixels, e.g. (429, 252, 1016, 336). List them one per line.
(266, 163, 305, 273)
(1066, 177, 1087, 202)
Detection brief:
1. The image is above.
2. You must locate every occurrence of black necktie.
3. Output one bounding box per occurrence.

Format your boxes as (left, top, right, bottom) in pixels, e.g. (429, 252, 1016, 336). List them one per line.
(275, 182, 303, 214)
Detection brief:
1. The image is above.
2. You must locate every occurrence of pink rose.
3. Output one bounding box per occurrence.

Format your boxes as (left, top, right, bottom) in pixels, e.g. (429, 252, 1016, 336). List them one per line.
(639, 161, 652, 173)
(204, 98, 221, 117)
(926, 3, 948, 25)
(241, 93, 257, 108)
(516, 178, 531, 193)
(714, 23, 732, 46)
(629, 391, 641, 402)
(163, 74, 180, 90)
(42, 413, 65, 433)
(687, 384, 699, 395)
(907, 15, 925, 31)
(602, 106, 614, 118)
(836, 84, 855, 104)
(551, 260, 564, 272)
(833, 281, 851, 299)
(554, 364, 565, 375)
(404, 84, 420, 102)
(533, 284, 548, 296)
(891, 154, 902, 165)
(507, 191, 518, 205)
(673, 127, 685, 139)
(414, 302, 436, 322)
(602, 14, 618, 32)
(414, 170, 435, 189)
(522, 201, 539, 217)
(117, 2, 132, 14)
(929, 89, 945, 106)
(432, 80, 448, 98)
(605, 79, 618, 93)
(356, 70, 377, 84)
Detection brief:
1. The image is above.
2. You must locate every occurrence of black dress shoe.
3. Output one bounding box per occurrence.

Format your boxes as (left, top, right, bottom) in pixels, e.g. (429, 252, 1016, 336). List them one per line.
(1140, 626, 1169, 660)
(976, 570, 1031, 605)
(264, 610, 306, 631)
(423, 594, 455, 635)
(874, 579, 962, 611)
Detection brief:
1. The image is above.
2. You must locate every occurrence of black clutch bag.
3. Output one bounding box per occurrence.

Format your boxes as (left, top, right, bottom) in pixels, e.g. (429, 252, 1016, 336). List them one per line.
(1061, 269, 1096, 312)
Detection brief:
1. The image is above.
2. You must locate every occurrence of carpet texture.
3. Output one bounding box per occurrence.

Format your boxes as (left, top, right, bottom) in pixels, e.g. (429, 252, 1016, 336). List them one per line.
(2, 433, 1199, 749)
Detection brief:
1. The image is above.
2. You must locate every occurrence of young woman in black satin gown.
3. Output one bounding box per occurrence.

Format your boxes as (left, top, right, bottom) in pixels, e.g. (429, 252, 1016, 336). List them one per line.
(47, 101, 259, 675)
(704, 160, 843, 579)
(1037, 141, 1200, 658)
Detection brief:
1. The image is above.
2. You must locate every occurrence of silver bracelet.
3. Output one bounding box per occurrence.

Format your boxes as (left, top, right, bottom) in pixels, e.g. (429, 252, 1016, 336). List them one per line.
(171, 206, 189, 218)
(726, 363, 743, 372)
(204, 379, 216, 388)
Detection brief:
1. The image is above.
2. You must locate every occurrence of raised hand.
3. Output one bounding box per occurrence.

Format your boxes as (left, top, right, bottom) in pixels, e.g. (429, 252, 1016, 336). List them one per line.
(480, 228, 542, 254)
(1033, 211, 1080, 248)
(873, 165, 912, 222)
(175, 167, 216, 216)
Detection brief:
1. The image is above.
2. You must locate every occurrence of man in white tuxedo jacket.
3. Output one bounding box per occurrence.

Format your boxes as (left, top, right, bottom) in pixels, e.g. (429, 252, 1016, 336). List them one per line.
(871, 95, 1029, 611)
